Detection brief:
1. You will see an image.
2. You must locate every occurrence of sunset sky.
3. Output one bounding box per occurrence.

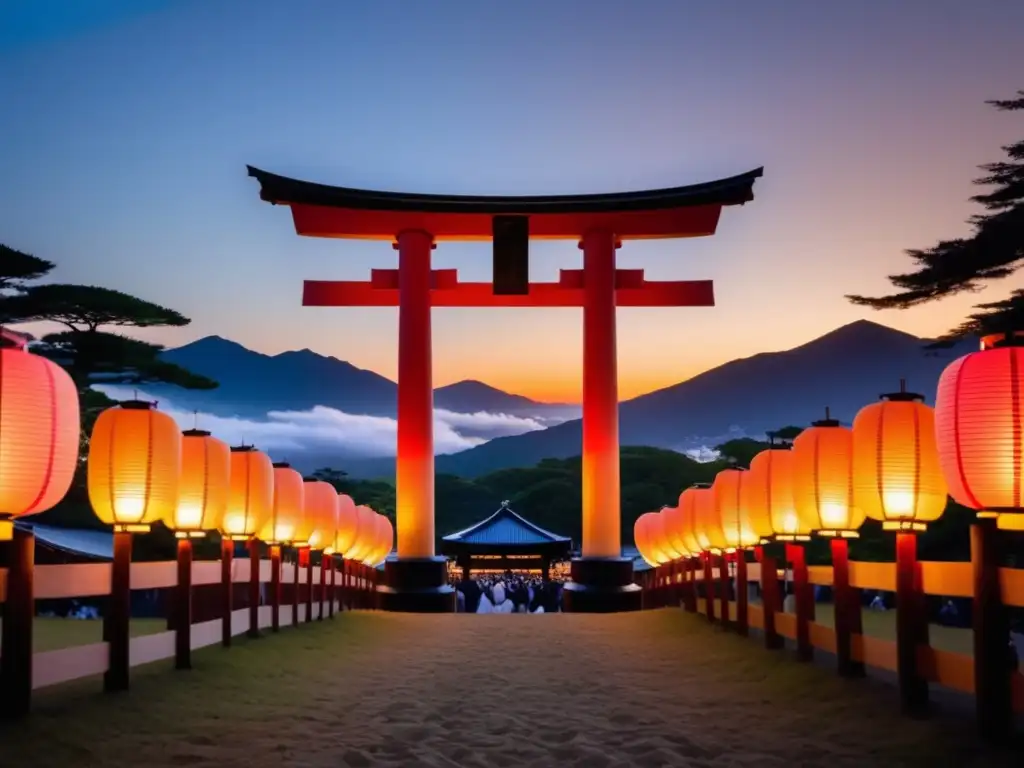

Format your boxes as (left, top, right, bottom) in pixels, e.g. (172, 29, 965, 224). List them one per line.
(3, 0, 1023, 403)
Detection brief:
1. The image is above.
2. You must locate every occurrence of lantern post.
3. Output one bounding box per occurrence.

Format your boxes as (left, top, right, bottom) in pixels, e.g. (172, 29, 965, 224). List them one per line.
(693, 483, 728, 625)
(0, 331, 79, 719)
(166, 429, 229, 670)
(853, 381, 948, 707)
(791, 409, 864, 665)
(935, 332, 1024, 741)
(715, 465, 767, 637)
(220, 446, 273, 644)
(302, 480, 338, 623)
(676, 489, 703, 614)
(747, 436, 804, 651)
(88, 400, 181, 692)
(265, 462, 305, 631)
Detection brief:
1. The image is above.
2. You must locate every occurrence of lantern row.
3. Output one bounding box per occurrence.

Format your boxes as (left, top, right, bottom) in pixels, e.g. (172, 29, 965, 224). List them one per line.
(84, 401, 395, 565)
(0, 332, 392, 564)
(636, 353, 1024, 565)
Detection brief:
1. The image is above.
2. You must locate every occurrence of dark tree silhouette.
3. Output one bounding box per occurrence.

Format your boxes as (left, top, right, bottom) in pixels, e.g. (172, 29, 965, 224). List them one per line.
(847, 91, 1024, 341)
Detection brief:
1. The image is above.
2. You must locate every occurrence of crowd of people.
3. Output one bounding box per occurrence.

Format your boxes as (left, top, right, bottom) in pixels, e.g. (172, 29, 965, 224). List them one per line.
(453, 573, 563, 614)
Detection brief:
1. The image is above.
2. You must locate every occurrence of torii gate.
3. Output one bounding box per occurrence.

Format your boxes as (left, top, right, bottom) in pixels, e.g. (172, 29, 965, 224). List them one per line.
(247, 165, 763, 612)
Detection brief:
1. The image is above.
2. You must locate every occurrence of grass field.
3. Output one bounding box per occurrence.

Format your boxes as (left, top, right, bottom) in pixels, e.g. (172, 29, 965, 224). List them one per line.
(1, 610, 1019, 767)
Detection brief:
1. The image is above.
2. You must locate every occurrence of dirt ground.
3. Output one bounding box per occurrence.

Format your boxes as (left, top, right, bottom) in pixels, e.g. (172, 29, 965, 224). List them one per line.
(1, 609, 1018, 767)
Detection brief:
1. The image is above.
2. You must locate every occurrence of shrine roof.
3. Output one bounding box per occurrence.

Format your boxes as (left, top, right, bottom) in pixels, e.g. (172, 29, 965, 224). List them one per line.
(441, 502, 572, 547)
(246, 165, 763, 214)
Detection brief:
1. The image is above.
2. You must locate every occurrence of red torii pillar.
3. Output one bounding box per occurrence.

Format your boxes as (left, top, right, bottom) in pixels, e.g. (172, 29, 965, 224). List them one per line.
(247, 164, 763, 612)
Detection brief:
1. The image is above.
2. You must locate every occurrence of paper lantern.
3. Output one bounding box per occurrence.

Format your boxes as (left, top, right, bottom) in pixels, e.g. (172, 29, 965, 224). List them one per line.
(649, 509, 682, 563)
(0, 336, 80, 539)
(347, 505, 379, 561)
(676, 487, 705, 554)
(853, 382, 949, 532)
(376, 515, 394, 564)
(660, 504, 691, 558)
(633, 512, 660, 567)
(363, 513, 392, 566)
(167, 429, 229, 537)
(693, 482, 727, 553)
(260, 463, 304, 545)
(713, 467, 760, 550)
(88, 401, 181, 532)
(303, 479, 339, 550)
(935, 333, 1024, 530)
(746, 446, 809, 540)
(221, 446, 273, 540)
(792, 410, 864, 537)
(326, 494, 359, 556)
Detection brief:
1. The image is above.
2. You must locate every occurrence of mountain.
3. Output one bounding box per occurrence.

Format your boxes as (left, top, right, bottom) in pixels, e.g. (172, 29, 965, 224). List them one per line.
(146, 336, 576, 423)
(347, 320, 973, 478)
(434, 380, 577, 418)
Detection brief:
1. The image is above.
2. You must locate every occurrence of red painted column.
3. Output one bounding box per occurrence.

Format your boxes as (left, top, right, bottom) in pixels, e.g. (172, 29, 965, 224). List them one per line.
(395, 229, 436, 559)
(579, 229, 620, 558)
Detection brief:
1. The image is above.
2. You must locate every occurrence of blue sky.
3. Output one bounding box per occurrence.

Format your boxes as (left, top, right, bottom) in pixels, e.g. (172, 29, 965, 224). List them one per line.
(3, 0, 1023, 400)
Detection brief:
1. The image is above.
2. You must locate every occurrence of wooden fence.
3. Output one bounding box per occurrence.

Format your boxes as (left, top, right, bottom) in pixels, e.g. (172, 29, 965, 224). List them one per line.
(639, 521, 1023, 742)
(0, 541, 379, 719)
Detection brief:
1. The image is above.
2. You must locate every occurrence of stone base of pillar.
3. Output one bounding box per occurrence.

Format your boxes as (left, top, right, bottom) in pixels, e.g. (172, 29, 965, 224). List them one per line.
(377, 557, 455, 613)
(562, 557, 642, 613)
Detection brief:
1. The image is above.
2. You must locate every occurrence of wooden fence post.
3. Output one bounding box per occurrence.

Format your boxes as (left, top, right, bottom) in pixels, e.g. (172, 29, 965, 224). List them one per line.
(0, 527, 34, 718)
(175, 537, 192, 671)
(758, 549, 782, 650)
(304, 550, 314, 622)
(971, 519, 1013, 742)
(328, 555, 336, 619)
(718, 553, 730, 627)
(270, 545, 281, 632)
(247, 539, 260, 639)
(788, 543, 813, 662)
(292, 549, 301, 625)
(703, 552, 715, 621)
(896, 532, 928, 714)
(736, 552, 749, 636)
(831, 538, 864, 678)
(104, 531, 132, 692)
(221, 538, 233, 647)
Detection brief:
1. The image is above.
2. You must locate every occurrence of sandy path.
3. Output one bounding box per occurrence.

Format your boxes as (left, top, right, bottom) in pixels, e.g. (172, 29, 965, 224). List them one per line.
(3, 609, 1018, 767)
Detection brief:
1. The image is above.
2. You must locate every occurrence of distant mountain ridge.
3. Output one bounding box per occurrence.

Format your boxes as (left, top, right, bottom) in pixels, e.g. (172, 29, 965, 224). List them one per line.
(343, 320, 974, 478)
(147, 335, 576, 422)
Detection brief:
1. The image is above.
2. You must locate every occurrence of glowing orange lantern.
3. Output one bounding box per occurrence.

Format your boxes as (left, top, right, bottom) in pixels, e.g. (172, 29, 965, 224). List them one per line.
(853, 382, 949, 532)
(376, 515, 394, 564)
(633, 512, 660, 567)
(676, 487, 705, 554)
(261, 463, 304, 544)
(167, 429, 230, 537)
(792, 409, 864, 537)
(221, 446, 273, 540)
(88, 401, 181, 532)
(648, 510, 681, 563)
(693, 482, 727, 553)
(0, 334, 80, 539)
(660, 504, 691, 558)
(364, 513, 393, 566)
(935, 333, 1024, 530)
(745, 444, 809, 540)
(303, 479, 339, 550)
(347, 505, 379, 561)
(326, 494, 359, 556)
(713, 467, 761, 550)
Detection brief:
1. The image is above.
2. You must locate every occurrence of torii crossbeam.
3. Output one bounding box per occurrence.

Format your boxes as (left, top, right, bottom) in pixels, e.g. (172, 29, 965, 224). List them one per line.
(248, 164, 763, 612)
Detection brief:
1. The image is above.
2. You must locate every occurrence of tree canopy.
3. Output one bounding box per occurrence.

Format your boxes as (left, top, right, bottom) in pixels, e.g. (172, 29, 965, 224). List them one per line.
(847, 91, 1024, 341)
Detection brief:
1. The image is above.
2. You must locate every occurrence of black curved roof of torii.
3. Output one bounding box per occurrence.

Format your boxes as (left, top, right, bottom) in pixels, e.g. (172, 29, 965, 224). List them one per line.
(246, 165, 764, 214)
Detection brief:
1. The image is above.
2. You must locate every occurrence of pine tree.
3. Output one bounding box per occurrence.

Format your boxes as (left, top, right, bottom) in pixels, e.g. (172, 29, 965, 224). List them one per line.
(848, 91, 1024, 341)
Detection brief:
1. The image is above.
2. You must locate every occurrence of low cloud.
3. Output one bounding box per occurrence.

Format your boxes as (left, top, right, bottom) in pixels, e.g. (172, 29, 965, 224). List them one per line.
(95, 386, 547, 458)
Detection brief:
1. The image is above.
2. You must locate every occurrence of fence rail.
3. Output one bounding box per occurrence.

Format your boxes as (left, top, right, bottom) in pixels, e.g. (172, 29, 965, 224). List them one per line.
(640, 525, 1024, 743)
(0, 544, 379, 719)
